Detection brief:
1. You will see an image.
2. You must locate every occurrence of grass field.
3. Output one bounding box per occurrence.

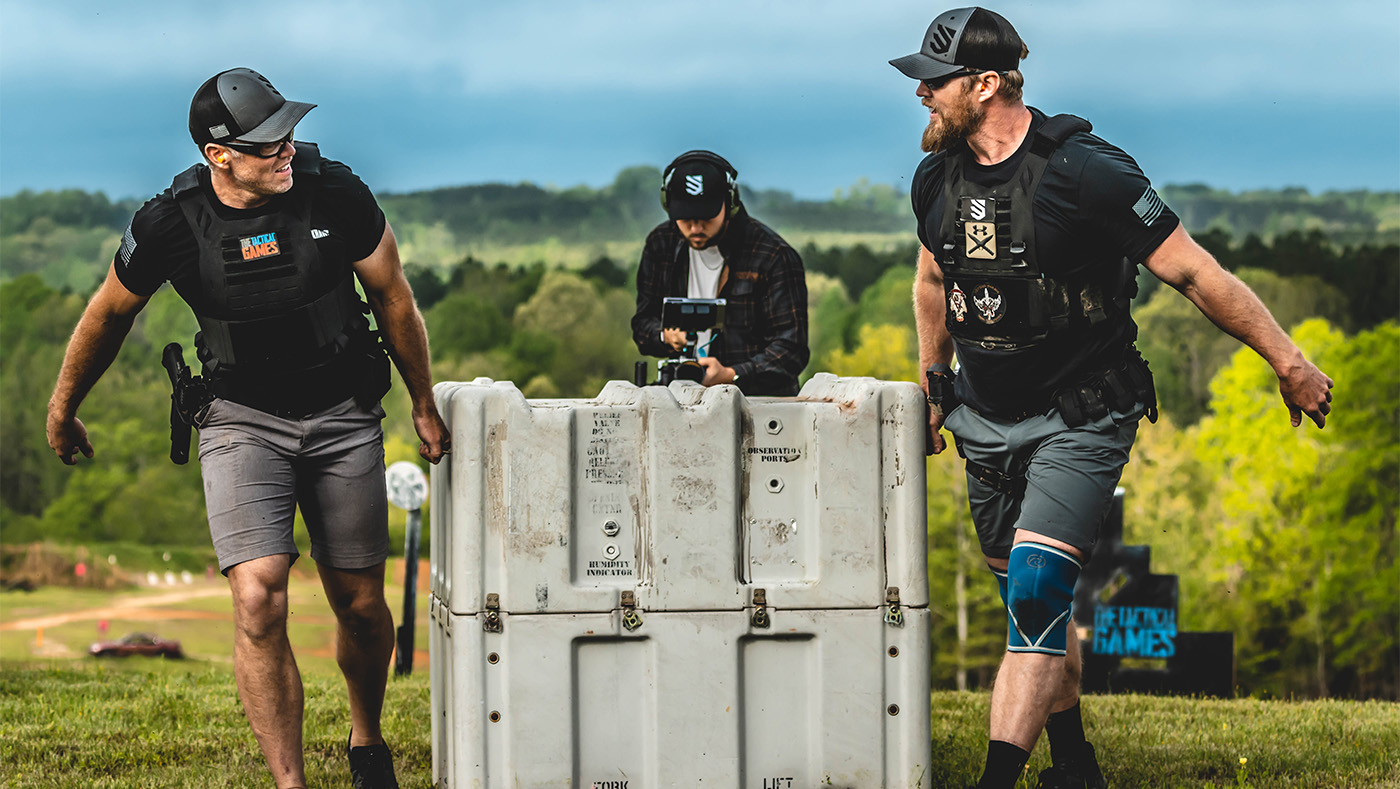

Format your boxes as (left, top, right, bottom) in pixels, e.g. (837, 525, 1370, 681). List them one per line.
(2, 576, 1398, 789)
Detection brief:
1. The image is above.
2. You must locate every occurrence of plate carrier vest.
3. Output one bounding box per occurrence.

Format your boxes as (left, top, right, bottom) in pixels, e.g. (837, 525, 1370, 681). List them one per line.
(937, 114, 1137, 350)
(169, 143, 370, 378)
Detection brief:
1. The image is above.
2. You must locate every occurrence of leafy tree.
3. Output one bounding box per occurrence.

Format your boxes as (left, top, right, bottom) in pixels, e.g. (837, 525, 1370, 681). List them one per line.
(579, 255, 630, 290)
(424, 293, 511, 358)
(804, 273, 854, 381)
(852, 265, 918, 340)
(1191, 320, 1398, 698)
(512, 270, 636, 397)
(821, 323, 918, 384)
(403, 263, 448, 311)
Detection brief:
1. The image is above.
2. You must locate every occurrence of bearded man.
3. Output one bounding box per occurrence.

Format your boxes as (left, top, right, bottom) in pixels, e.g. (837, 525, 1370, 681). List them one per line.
(890, 8, 1333, 789)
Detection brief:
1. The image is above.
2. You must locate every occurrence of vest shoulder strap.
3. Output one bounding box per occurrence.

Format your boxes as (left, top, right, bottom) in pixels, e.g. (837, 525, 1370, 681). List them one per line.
(171, 165, 205, 199)
(1030, 114, 1092, 158)
(291, 142, 324, 176)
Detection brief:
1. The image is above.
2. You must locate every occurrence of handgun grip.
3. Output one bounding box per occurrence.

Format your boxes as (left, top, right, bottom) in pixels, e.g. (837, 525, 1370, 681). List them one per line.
(162, 343, 186, 386)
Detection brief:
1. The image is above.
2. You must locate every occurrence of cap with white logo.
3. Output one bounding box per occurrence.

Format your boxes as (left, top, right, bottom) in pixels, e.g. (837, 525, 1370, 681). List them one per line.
(889, 7, 1024, 81)
(664, 159, 730, 220)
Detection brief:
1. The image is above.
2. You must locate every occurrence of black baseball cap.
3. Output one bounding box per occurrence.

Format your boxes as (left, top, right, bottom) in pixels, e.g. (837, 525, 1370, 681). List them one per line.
(889, 7, 1024, 80)
(188, 68, 316, 146)
(664, 159, 730, 220)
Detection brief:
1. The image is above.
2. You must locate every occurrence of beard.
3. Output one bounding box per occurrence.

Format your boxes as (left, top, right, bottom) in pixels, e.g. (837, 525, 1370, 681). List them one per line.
(921, 81, 984, 153)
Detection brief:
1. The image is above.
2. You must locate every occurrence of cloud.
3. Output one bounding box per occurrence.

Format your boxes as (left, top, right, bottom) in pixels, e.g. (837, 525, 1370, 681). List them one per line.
(6, 0, 1395, 101)
(1, 0, 1395, 197)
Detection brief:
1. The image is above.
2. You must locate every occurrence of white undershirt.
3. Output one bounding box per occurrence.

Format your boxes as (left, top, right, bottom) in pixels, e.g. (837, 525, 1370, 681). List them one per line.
(686, 246, 725, 354)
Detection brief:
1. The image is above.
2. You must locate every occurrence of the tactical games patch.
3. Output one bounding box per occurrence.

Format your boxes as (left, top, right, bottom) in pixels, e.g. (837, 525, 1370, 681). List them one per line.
(973, 284, 1005, 324)
(685, 174, 704, 195)
(1132, 186, 1166, 226)
(963, 197, 997, 259)
(948, 282, 968, 323)
(239, 232, 280, 261)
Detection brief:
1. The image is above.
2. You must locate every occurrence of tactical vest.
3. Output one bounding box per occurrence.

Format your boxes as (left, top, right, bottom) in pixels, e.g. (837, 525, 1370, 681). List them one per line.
(170, 143, 369, 377)
(937, 114, 1136, 350)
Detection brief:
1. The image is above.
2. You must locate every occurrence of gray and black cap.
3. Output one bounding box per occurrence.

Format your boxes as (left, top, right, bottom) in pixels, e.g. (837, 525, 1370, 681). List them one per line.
(889, 7, 1024, 80)
(188, 68, 316, 146)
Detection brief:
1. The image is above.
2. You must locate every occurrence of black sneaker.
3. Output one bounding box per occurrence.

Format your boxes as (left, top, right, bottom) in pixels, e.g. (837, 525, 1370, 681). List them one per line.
(1036, 743, 1106, 789)
(347, 732, 400, 789)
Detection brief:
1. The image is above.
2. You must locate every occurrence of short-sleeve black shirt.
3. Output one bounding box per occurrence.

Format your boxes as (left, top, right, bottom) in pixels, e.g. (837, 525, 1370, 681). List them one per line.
(115, 151, 386, 306)
(911, 108, 1179, 416)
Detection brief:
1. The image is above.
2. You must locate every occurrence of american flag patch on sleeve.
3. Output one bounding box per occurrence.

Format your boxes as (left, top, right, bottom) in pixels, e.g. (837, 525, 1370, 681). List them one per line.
(1132, 187, 1166, 226)
(119, 225, 137, 266)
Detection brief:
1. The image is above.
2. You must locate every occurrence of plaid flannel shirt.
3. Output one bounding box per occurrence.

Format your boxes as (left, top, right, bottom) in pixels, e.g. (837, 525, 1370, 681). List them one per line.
(631, 210, 809, 396)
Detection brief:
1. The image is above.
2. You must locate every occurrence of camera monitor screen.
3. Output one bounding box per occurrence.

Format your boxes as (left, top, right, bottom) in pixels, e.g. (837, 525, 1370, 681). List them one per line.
(661, 297, 726, 333)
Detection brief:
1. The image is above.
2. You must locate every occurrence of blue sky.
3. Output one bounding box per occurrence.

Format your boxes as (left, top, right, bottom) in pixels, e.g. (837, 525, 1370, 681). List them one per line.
(2, 0, 1397, 201)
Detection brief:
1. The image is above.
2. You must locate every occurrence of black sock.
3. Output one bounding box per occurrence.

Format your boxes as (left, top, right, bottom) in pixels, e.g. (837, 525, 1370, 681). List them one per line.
(977, 740, 1030, 789)
(1046, 702, 1088, 764)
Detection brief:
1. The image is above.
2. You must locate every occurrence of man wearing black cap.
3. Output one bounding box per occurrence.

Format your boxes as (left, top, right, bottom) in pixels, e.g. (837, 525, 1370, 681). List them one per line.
(890, 8, 1333, 789)
(46, 68, 449, 789)
(631, 150, 809, 396)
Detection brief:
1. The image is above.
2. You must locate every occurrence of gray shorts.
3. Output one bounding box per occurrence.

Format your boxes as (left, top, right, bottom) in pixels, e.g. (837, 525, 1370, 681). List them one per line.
(943, 402, 1142, 559)
(196, 396, 389, 574)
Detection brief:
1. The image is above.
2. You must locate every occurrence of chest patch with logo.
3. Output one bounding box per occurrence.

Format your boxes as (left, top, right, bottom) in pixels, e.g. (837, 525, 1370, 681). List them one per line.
(948, 282, 968, 323)
(240, 232, 280, 261)
(973, 284, 1005, 324)
(962, 197, 997, 260)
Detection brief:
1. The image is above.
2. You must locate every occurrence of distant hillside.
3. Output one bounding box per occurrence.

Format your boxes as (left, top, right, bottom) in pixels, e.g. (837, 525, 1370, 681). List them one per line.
(2, 174, 1395, 291)
(374, 171, 1399, 250)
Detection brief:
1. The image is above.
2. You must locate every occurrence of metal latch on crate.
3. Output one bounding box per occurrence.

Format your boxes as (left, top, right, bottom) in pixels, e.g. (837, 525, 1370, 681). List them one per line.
(621, 590, 643, 632)
(483, 593, 503, 633)
(751, 588, 771, 629)
(884, 586, 904, 627)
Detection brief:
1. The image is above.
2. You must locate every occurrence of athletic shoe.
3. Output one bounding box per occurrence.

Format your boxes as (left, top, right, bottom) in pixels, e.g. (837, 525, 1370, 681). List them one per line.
(347, 732, 400, 789)
(1036, 742, 1106, 789)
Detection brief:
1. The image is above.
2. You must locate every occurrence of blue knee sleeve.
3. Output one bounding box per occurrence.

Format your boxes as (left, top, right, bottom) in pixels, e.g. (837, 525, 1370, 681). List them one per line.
(993, 568, 1009, 608)
(1005, 543, 1081, 655)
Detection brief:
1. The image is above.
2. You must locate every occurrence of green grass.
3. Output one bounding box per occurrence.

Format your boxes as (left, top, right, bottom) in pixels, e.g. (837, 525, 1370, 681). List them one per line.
(3, 577, 1398, 788)
(2, 663, 1396, 788)
(0, 662, 431, 788)
(926, 693, 1400, 788)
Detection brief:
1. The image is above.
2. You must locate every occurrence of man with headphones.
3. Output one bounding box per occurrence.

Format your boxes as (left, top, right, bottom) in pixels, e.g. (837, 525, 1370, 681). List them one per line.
(46, 68, 448, 789)
(631, 150, 810, 396)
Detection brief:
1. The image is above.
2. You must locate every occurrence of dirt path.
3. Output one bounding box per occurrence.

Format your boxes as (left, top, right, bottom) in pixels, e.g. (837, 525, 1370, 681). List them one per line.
(3, 582, 431, 667)
(0, 585, 231, 632)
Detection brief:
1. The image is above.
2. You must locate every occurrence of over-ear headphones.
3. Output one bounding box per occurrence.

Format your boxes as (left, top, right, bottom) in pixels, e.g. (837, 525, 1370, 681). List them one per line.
(660, 150, 740, 214)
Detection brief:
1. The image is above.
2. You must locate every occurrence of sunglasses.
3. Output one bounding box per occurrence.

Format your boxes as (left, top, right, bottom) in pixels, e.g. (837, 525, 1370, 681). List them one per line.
(922, 68, 992, 91)
(222, 131, 295, 159)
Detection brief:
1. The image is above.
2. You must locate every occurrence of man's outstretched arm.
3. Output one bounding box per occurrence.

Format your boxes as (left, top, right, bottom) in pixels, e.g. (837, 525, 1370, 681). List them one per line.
(47, 262, 151, 464)
(1143, 224, 1334, 428)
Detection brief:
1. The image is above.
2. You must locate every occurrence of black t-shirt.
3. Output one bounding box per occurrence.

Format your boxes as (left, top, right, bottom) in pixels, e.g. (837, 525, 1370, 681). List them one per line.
(911, 108, 1179, 416)
(115, 152, 386, 303)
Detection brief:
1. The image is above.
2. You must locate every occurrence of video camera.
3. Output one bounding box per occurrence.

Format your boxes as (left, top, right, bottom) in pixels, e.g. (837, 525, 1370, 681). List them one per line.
(633, 297, 726, 386)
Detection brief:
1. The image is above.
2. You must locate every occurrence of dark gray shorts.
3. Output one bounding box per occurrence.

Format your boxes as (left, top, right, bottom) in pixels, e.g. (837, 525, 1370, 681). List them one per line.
(196, 396, 389, 574)
(943, 402, 1142, 559)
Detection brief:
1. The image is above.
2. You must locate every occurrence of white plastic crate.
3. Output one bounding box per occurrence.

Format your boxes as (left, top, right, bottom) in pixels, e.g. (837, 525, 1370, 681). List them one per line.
(428, 375, 932, 787)
(429, 374, 928, 616)
(429, 601, 931, 788)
